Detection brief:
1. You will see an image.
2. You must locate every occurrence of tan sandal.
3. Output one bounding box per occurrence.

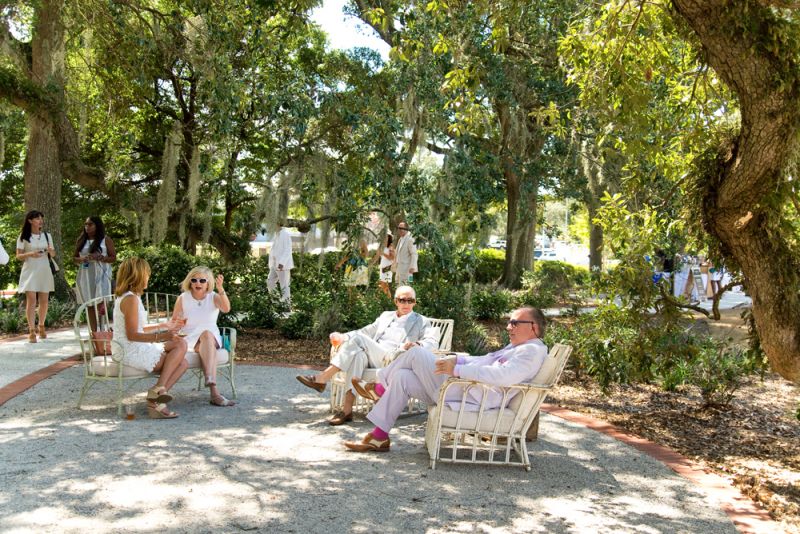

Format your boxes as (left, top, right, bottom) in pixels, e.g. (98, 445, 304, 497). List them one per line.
(38, 326, 46, 339)
(147, 402, 178, 419)
(146, 386, 173, 404)
(28, 331, 37, 343)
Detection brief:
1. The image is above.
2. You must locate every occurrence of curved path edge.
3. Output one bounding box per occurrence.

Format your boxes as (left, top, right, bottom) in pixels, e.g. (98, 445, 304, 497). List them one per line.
(0, 354, 780, 534)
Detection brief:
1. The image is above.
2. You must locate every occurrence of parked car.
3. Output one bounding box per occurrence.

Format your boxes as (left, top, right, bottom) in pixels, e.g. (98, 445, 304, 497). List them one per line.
(534, 248, 558, 261)
(488, 239, 506, 250)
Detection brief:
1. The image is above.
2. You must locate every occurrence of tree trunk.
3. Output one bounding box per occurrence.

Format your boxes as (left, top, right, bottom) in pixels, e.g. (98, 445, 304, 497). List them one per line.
(24, 0, 69, 300)
(672, 0, 800, 383)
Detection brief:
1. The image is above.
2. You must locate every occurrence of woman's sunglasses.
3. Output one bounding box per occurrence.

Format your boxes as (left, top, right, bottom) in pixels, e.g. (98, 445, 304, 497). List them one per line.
(190, 278, 208, 284)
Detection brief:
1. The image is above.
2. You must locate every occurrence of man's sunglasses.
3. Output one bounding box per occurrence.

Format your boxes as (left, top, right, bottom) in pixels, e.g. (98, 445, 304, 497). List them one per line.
(190, 278, 208, 284)
(395, 298, 416, 304)
(507, 319, 535, 328)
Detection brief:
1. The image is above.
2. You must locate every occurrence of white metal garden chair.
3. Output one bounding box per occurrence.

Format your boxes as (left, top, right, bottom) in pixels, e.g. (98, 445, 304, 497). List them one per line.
(328, 317, 454, 414)
(425, 343, 572, 471)
(74, 292, 237, 414)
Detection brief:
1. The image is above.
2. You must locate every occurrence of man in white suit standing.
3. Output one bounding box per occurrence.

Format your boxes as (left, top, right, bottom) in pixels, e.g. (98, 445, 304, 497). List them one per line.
(296, 285, 439, 425)
(267, 221, 294, 305)
(344, 306, 547, 452)
(392, 221, 418, 283)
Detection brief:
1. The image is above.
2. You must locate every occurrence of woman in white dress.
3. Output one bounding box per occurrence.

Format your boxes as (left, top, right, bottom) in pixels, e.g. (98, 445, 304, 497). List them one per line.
(113, 257, 188, 419)
(171, 266, 234, 406)
(373, 233, 395, 299)
(15, 210, 55, 343)
(73, 216, 116, 332)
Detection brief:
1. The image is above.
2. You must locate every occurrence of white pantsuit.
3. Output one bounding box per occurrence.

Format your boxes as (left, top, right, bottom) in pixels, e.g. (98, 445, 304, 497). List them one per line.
(368, 339, 548, 433)
(330, 333, 392, 396)
(332, 310, 439, 395)
(267, 227, 294, 303)
(393, 233, 418, 284)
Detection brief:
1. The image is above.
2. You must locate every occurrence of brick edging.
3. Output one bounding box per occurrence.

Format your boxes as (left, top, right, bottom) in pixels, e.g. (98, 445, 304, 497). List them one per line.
(0, 354, 82, 407)
(540, 404, 778, 534)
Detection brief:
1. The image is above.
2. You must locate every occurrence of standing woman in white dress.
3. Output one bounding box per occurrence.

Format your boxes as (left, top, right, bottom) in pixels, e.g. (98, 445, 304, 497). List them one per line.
(170, 266, 234, 407)
(15, 210, 55, 343)
(73, 216, 116, 332)
(113, 257, 189, 419)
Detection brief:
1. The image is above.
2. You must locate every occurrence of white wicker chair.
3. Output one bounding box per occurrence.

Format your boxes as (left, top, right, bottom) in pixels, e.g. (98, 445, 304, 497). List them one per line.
(74, 292, 237, 414)
(328, 317, 454, 414)
(425, 343, 572, 471)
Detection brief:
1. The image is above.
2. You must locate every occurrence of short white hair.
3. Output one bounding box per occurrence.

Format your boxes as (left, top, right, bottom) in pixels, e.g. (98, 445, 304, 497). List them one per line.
(394, 285, 416, 299)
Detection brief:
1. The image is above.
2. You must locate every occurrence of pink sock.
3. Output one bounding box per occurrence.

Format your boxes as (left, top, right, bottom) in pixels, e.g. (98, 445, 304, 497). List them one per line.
(371, 426, 389, 440)
(374, 383, 386, 397)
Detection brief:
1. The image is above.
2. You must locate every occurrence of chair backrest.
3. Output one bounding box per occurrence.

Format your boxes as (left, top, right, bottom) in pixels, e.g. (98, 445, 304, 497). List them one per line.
(507, 343, 572, 415)
(428, 318, 454, 352)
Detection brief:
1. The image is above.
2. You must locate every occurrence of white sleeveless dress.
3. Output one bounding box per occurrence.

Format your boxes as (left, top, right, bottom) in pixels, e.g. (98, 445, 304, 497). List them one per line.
(179, 291, 221, 349)
(112, 291, 164, 372)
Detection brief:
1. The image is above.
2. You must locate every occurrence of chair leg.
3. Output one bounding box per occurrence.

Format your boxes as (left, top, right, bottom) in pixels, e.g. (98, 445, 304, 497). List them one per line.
(77, 379, 94, 408)
(526, 412, 541, 442)
(228, 366, 237, 399)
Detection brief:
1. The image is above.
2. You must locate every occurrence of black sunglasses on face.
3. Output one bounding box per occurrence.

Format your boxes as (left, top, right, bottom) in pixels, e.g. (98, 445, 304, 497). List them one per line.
(507, 319, 535, 328)
(395, 298, 416, 304)
(190, 278, 208, 284)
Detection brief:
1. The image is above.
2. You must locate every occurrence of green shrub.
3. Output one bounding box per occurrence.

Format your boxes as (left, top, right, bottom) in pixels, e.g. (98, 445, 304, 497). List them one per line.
(45, 298, 75, 327)
(473, 249, 505, 284)
(689, 342, 761, 408)
(0, 309, 22, 333)
(470, 286, 513, 320)
(519, 261, 590, 309)
(454, 319, 490, 354)
(119, 245, 198, 294)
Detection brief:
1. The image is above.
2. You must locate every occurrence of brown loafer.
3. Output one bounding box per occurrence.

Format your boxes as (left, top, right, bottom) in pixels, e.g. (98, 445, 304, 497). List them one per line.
(328, 411, 353, 426)
(296, 375, 326, 393)
(344, 432, 390, 453)
(351, 378, 381, 402)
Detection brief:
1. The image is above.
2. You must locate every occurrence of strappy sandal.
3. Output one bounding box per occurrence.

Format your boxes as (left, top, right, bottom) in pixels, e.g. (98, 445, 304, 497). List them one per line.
(146, 386, 173, 404)
(38, 326, 47, 339)
(210, 395, 236, 407)
(147, 402, 178, 419)
(28, 331, 37, 343)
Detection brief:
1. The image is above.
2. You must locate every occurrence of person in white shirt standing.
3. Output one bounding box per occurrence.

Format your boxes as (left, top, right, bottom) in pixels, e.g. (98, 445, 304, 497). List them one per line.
(267, 221, 294, 305)
(0, 237, 8, 265)
(392, 221, 418, 284)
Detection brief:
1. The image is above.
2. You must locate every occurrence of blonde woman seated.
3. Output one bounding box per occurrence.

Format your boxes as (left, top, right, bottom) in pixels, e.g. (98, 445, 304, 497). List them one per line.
(113, 258, 188, 419)
(171, 266, 234, 407)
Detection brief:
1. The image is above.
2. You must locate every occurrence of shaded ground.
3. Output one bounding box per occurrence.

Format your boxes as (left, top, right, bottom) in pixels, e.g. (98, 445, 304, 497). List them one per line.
(236, 307, 800, 533)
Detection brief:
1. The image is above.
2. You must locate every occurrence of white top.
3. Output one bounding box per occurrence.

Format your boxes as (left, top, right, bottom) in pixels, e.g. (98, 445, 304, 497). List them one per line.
(178, 291, 222, 349)
(112, 292, 164, 372)
(0, 238, 8, 265)
(76, 238, 112, 303)
(379, 247, 393, 269)
(269, 228, 294, 270)
(16, 233, 54, 293)
(374, 313, 411, 351)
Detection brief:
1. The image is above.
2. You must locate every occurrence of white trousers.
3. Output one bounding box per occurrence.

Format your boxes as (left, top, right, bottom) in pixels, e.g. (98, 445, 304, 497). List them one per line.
(368, 347, 456, 432)
(266, 268, 291, 303)
(330, 333, 389, 394)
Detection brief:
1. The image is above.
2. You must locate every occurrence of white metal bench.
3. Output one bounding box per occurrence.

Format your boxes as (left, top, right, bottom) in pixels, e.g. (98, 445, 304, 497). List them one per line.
(74, 292, 237, 414)
(328, 317, 454, 414)
(425, 343, 572, 470)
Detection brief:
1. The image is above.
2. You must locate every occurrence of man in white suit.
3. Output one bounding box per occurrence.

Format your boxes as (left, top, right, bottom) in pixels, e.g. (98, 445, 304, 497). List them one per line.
(344, 307, 547, 452)
(267, 222, 294, 305)
(296, 285, 439, 425)
(392, 221, 418, 283)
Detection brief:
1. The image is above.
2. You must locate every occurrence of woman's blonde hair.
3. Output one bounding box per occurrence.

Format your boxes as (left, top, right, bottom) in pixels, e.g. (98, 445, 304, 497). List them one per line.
(115, 257, 151, 296)
(180, 265, 215, 293)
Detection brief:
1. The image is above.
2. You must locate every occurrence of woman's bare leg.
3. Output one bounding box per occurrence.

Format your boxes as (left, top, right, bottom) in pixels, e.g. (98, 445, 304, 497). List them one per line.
(24, 292, 37, 337)
(154, 338, 188, 391)
(196, 331, 218, 386)
(37, 292, 49, 337)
